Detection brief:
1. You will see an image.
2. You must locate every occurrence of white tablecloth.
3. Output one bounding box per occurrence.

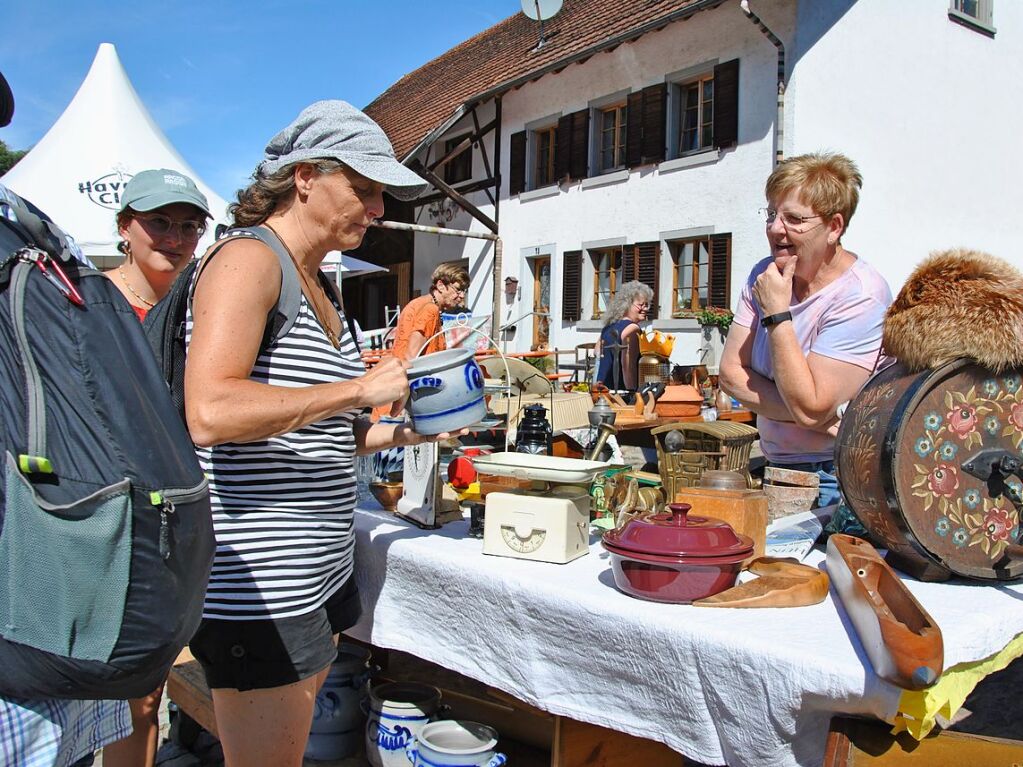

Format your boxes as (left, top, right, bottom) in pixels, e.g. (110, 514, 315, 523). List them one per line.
(346, 506, 1023, 767)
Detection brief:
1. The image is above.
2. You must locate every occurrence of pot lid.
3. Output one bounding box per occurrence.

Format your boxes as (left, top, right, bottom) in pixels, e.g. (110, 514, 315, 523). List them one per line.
(603, 503, 753, 559)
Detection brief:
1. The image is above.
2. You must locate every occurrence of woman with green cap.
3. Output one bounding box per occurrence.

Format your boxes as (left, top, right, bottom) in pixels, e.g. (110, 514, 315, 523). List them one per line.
(101, 168, 210, 767)
(104, 168, 211, 321)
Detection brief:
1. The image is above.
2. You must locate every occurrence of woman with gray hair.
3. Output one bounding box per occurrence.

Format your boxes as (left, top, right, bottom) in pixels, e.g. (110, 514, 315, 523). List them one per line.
(595, 280, 653, 391)
(183, 101, 459, 766)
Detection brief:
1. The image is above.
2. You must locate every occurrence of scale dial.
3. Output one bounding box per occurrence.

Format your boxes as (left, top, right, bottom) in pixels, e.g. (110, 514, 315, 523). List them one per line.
(500, 525, 547, 554)
(406, 444, 433, 479)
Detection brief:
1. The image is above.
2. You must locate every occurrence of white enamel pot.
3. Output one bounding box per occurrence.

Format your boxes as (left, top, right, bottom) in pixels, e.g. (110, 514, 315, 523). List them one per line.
(405, 720, 506, 767)
(406, 348, 486, 435)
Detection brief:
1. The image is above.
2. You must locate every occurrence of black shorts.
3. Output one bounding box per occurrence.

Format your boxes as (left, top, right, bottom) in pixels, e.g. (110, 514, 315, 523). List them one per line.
(189, 577, 361, 691)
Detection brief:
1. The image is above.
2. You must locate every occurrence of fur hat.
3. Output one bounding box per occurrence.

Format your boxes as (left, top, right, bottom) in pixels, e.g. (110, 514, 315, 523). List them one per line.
(883, 249, 1023, 373)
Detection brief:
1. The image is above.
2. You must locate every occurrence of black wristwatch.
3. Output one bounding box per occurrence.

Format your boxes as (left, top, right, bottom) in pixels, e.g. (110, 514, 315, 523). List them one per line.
(761, 311, 792, 328)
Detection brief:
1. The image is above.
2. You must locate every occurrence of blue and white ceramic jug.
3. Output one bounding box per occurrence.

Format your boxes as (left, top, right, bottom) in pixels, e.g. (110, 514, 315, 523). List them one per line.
(365, 681, 444, 767)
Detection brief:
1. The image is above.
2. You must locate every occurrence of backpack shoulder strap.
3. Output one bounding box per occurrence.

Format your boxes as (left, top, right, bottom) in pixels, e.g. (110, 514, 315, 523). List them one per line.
(226, 226, 302, 349)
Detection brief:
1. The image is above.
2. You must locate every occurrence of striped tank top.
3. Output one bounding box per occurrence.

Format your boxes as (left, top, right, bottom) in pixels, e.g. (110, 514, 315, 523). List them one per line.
(185, 282, 365, 620)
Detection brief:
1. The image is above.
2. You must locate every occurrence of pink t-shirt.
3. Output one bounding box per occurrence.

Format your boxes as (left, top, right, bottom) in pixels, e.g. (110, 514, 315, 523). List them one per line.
(733, 255, 893, 463)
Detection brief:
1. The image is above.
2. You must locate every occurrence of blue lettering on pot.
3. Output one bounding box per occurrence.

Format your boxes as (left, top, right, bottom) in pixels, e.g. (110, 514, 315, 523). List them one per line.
(374, 722, 413, 751)
(464, 362, 483, 392)
(409, 376, 444, 401)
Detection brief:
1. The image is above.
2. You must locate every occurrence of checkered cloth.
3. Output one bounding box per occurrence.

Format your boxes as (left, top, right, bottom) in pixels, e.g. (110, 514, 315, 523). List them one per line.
(0, 698, 131, 767)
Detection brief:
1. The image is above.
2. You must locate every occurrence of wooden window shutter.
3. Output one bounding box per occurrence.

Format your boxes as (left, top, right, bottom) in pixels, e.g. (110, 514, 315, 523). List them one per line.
(641, 84, 666, 164)
(635, 241, 660, 318)
(562, 251, 582, 321)
(713, 59, 740, 149)
(621, 245, 636, 286)
(509, 130, 527, 195)
(569, 108, 590, 180)
(626, 91, 644, 168)
(708, 233, 732, 309)
(555, 114, 573, 181)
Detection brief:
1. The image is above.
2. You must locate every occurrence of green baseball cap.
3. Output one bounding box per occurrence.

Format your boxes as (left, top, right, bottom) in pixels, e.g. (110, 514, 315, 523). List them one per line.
(119, 169, 211, 217)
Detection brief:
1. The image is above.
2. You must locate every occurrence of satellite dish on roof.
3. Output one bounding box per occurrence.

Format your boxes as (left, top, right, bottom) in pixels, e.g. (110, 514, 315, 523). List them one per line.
(521, 0, 562, 21)
(521, 0, 562, 50)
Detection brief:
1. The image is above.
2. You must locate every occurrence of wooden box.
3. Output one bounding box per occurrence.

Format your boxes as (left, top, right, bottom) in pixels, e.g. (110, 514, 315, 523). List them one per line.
(653, 385, 703, 417)
(674, 485, 769, 562)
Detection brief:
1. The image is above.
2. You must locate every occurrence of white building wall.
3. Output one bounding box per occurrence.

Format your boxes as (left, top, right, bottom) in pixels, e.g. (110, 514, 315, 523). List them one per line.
(492, 1, 795, 366)
(789, 0, 1023, 293)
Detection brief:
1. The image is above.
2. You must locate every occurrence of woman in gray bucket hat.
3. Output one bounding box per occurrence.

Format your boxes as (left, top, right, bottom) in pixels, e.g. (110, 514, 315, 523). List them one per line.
(182, 101, 451, 766)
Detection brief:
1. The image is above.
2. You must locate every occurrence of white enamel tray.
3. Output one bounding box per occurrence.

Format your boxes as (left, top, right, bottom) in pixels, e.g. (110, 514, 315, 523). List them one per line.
(471, 452, 612, 483)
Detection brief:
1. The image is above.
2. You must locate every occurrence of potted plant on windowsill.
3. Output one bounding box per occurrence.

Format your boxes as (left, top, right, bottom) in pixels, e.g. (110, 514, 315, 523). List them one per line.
(694, 307, 734, 368)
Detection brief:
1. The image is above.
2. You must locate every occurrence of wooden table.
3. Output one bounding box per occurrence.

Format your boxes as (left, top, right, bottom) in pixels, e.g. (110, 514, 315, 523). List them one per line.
(345, 508, 1023, 767)
(612, 408, 755, 432)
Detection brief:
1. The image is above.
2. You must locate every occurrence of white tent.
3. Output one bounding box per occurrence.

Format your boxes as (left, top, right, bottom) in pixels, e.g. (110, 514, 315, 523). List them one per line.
(1, 43, 229, 263)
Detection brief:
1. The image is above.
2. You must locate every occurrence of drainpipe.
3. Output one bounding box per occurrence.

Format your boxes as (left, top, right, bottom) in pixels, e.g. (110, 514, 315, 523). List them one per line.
(740, 0, 786, 165)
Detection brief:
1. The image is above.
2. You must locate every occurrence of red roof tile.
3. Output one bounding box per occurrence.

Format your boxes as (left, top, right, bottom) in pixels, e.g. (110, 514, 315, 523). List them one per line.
(366, 0, 725, 159)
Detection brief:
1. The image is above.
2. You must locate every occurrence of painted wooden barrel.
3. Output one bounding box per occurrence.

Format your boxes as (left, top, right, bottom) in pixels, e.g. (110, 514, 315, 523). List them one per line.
(835, 358, 1023, 581)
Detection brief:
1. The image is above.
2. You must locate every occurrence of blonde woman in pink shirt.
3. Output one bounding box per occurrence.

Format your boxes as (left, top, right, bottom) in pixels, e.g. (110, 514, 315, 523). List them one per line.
(719, 152, 892, 507)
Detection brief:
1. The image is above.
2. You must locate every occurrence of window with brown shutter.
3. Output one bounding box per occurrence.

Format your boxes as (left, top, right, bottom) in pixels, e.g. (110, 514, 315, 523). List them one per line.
(562, 251, 582, 321)
(634, 241, 660, 318)
(596, 103, 628, 173)
(590, 246, 623, 319)
(708, 233, 731, 309)
(626, 85, 667, 168)
(553, 109, 590, 183)
(669, 233, 731, 314)
(712, 59, 739, 149)
(509, 130, 526, 196)
(532, 126, 557, 188)
(616, 242, 660, 318)
(667, 59, 739, 159)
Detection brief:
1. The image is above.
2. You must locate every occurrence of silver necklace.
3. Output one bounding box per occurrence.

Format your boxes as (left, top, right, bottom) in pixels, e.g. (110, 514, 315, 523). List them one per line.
(118, 266, 155, 308)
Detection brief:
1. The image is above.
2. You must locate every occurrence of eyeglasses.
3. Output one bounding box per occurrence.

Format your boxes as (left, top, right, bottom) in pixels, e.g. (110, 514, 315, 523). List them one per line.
(136, 213, 207, 240)
(758, 207, 822, 230)
(633, 302, 650, 310)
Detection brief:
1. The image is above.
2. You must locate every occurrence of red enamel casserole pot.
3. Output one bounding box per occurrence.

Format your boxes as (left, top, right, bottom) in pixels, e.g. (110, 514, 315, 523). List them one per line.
(601, 503, 754, 603)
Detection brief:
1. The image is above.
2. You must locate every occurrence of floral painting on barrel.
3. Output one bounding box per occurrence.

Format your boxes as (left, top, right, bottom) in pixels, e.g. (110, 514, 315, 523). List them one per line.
(911, 374, 1023, 561)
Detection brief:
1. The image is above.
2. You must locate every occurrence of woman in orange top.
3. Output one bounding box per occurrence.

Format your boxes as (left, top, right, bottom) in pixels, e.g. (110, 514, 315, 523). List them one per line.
(390, 263, 469, 360)
(371, 264, 469, 423)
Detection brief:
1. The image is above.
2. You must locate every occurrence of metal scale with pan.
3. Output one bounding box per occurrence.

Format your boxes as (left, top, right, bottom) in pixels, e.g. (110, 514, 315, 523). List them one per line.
(471, 453, 613, 564)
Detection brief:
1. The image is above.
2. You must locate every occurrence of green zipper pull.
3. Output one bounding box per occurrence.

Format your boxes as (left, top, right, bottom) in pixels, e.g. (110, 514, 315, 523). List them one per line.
(151, 492, 175, 560)
(18, 454, 53, 474)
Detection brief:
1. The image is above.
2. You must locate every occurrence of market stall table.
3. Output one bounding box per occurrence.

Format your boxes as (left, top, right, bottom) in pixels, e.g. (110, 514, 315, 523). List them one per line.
(346, 505, 1023, 767)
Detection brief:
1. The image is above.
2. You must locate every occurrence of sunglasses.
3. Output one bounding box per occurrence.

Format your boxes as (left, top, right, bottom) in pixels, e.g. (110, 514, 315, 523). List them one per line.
(136, 213, 207, 240)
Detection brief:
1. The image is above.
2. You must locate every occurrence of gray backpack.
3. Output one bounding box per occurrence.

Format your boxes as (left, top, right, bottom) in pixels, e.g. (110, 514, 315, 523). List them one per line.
(0, 192, 214, 699)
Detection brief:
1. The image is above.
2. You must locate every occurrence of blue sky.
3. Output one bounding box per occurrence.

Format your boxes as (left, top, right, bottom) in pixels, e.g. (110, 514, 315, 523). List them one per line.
(1, 1, 516, 199)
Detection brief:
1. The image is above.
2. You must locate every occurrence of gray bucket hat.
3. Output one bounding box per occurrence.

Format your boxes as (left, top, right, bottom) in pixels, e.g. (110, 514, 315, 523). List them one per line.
(119, 169, 211, 217)
(258, 100, 428, 201)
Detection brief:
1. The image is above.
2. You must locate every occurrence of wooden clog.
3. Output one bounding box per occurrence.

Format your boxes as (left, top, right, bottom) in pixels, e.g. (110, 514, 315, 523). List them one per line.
(692, 556, 829, 608)
(826, 534, 944, 690)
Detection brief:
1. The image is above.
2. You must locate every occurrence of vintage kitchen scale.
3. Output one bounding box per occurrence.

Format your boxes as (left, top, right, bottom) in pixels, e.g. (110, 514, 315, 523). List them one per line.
(472, 453, 615, 564)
